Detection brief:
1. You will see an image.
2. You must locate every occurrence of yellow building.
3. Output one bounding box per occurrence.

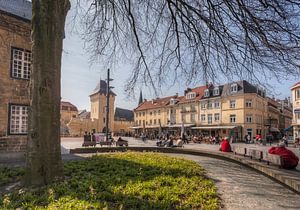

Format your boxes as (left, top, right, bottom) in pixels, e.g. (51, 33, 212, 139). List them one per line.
(291, 82, 300, 141)
(60, 101, 78, 124)
(90, 80, 116, 133)
(134, 80, 270, 141)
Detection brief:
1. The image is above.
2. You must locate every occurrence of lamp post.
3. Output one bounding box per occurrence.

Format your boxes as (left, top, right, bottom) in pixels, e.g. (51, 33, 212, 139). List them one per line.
(105, 69, 114, 141)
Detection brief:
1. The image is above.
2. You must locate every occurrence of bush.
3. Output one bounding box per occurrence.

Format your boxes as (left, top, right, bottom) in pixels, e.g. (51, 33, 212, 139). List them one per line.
(0, 152, 220, 209)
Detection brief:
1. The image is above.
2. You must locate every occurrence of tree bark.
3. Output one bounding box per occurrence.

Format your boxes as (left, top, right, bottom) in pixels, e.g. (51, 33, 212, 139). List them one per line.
(25, 0, 70, 186)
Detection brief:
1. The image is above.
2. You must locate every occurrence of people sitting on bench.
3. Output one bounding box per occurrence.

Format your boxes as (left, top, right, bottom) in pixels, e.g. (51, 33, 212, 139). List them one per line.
(268, 142, 299, 169)
(219, 137, 232, 152)
(172, 139, 183, 147)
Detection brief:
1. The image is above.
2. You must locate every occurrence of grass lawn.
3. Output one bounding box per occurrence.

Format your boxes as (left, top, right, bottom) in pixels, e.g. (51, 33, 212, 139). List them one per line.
(0, 152, 220, 209)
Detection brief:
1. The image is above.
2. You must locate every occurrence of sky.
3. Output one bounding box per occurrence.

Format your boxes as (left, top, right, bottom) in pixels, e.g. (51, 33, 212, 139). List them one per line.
(61, 1, 300, 112)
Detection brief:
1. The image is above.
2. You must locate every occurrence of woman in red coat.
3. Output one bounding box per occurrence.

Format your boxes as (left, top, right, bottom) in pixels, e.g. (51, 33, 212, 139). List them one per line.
(220, 137, 232, 152)
(268, 142, 299, 169)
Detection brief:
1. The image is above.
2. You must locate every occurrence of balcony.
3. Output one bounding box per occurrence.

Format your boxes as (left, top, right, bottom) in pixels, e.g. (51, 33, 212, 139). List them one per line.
(292, 119, 300, 125)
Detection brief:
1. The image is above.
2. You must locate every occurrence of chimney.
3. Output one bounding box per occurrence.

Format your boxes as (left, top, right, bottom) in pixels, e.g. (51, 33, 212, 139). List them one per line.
(175, 93, 178, 98)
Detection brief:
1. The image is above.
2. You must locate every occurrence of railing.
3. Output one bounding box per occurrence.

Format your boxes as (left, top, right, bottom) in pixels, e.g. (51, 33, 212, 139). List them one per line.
(292, 119, 300, 124)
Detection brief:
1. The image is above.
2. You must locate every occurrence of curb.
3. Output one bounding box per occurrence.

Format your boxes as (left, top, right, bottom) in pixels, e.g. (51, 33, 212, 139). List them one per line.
(70, 147, 300, 194)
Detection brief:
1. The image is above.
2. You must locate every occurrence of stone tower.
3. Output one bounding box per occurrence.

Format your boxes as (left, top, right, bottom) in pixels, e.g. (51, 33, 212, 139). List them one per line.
(90, 80, 116, 133)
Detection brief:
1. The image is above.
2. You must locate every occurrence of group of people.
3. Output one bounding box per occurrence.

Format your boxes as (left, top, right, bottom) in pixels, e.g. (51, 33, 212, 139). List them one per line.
(220, 135, 299, 170)
(156, 134, 187, 147)
(83, 131, 96, 142)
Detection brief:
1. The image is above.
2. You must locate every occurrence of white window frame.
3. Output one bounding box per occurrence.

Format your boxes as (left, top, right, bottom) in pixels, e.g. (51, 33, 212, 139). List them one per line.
(201, 102, 206, 109)
(208, 114, 212, 124)
(191, 113, 196, 123)
(230, 114, 236, 123)
(230, 100, 236, 108)
(245, 99, 252, 108)
(213, 87, 219, 96)
(207, 101, 213, 109)
(9, 105, 29, 134)
(204, 89, 210, 97)
(296, 88, 300, 100)
(231, 84, 238, 93)
(214, 101, 220, 109)
(214, 113, 220, 122)
(201, 114, 206, 122)
(11, 48, 31, 80)
(246, 115, 252, 123)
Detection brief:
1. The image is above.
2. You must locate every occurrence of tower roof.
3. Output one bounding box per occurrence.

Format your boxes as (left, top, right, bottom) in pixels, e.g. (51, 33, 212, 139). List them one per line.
(90, 80, 116, 96)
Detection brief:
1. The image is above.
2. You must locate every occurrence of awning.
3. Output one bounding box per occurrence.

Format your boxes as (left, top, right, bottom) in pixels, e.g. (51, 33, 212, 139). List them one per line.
(270, 127, 280, 132)
(168, 124, 195, 128)
(284, 126, 293, 132)
(295, 109, 300, 113)
(192, 125, 236, 130)
(129, 126, 142, 129)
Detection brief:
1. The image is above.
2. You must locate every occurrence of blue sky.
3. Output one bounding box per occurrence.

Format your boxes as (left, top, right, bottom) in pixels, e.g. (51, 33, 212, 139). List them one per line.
(61, 2, 300, 111)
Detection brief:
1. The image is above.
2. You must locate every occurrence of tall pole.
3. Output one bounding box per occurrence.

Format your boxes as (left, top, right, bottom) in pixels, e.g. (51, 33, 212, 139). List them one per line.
(106, 69, 110, 141)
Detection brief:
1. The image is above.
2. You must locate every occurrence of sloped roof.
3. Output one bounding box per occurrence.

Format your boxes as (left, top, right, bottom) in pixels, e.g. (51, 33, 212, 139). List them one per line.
(78, 110, 91, 119)
(0, 0, 31, 21)
(114, 107, 134, 121)
(90, 80, 116, 96)
(61, 101, 78, 111)
(221, 80, 264, 97)
(135, 95, 178, 111)
(178, 85, 207, 103)
(291, 82, 300, 89)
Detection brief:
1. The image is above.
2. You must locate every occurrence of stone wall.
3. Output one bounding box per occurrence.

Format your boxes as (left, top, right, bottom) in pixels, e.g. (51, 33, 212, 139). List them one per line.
(0, 13, 31, 152)
(67, 118, 99, 136)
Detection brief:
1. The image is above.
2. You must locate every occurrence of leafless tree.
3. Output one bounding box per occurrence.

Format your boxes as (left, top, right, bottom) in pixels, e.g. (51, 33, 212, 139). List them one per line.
(76, 0, 300, 95)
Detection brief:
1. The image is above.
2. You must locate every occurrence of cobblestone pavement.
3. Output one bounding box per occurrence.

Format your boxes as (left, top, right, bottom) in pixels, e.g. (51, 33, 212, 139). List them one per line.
(167, 154, 300, 210)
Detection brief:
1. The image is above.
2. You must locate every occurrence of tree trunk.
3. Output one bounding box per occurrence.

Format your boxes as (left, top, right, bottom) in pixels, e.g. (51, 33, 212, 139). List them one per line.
(25, 0, 70, 186)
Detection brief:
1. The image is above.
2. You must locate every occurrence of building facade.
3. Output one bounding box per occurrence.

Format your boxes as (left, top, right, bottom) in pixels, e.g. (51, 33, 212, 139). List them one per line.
(291, 82, 300, 141)
(133, 80, 276, 141)
(0, 0, 32, 152)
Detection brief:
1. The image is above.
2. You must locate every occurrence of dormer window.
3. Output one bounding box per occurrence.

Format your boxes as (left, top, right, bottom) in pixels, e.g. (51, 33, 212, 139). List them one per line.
(186, 92, 196, 100)
(204, 89, 210, 97)
(231, 83, 238, 93)
(170, 98, 178, 105)
(213, 87, 219, 96)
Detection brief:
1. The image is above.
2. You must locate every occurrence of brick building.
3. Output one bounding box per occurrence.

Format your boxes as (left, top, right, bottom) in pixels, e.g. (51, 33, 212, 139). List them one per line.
(0, 0, 31, 152)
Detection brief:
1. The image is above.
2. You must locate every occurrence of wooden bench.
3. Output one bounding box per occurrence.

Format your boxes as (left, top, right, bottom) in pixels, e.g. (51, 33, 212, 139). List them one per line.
(232, 146, 247, 156)
(262, 153, 283, 168)
(246, 149, 263, 162)
(99, 141, 113, 147)
(82, 141, 96, 147)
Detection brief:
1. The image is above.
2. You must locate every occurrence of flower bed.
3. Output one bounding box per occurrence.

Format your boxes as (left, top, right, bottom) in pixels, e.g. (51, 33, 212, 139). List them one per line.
(0, 152, 220, 209)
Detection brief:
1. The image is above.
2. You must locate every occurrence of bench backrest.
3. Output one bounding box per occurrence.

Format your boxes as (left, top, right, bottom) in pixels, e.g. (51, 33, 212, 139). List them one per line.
(246, 149, 263, 160)
(262, 153, 283, 166)
(232, 146, 246, 155)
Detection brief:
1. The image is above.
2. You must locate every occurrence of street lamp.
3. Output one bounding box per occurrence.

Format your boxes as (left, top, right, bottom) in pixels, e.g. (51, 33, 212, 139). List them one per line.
(105, 69, 113, 142)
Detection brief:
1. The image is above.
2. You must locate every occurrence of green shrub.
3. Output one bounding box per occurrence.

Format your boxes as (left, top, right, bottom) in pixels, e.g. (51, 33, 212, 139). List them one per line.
(0, 152, 220, 209)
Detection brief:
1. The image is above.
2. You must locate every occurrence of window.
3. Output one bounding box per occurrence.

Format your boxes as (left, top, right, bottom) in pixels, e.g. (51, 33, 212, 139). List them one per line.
(191, 114, 195, 123)
(245, 99, 252, 108)
(201, 102, 206, 109)
(154, 119, 157, 125)
(139, 120, 141, 125)
(9, 105, 28, 134)
(191, 104, 196, 111)
(11, 48, 31, 79)
(214, 101, 220, 108)
(230, 114, 236, 123)
(201, 114, 206, 122)
(103, 118, 106, 123)
(246, 115, 252, 123)
(230, 100, 236, 108)
(213, 87, 219, 96)
(208, 114, 212, 124)
(143, 112, 145, 116)
(207, 102, 213, 109)
(139, 112, 141, 117)
(150, 119, 152, 125)
(158, 110, 160, 115)
(231, 84, 238, 93)
(186, 92, 196, 99)
(204, 89, 210, 97)
(182, 115, 186, 123)
(135, 120, 138, 125)
(150, 112, 152, 115)
(143, 120, 145, 125)
(214, 113, 220, 122)
(296, 88, 300, 100)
